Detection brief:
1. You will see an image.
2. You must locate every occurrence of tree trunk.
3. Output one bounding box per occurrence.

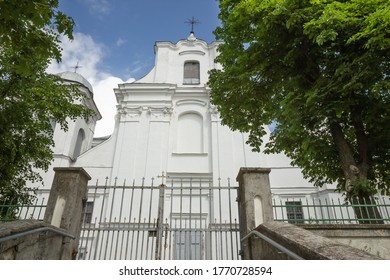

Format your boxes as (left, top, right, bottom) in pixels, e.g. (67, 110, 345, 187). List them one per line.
(329, 121, 384, 224)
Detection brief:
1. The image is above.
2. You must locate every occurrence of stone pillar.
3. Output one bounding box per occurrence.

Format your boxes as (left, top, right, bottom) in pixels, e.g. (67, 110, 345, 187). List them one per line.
(43, 167, 91, 259)
(236, 167, 273, 259)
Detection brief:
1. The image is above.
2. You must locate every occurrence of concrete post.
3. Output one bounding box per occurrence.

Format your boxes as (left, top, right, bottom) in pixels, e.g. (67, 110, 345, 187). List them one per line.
(43, 167, 91, 259)
(236, 167, 273, 259)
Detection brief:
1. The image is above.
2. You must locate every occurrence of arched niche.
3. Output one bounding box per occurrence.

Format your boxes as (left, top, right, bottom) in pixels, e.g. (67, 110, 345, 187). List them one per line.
(254, 195, 264, 226)
(73, 128, 85, 159)
(177, 112, 203, 153)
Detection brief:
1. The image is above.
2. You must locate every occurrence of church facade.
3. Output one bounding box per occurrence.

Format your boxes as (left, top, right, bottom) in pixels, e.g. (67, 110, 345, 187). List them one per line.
(36, 33, 342, 260)
(49, 32, 332, 193)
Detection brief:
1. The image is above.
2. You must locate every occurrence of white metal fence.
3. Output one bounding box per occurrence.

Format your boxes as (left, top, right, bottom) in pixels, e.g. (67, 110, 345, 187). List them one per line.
(77, 178, 240, 260)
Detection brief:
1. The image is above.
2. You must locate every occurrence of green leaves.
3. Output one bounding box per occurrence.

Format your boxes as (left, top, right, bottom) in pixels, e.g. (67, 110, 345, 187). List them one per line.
(348, 4, 390, 49)
(0, 0, 91, 207)
(304, 0, 390, 50)
(209, 0, 390, 197)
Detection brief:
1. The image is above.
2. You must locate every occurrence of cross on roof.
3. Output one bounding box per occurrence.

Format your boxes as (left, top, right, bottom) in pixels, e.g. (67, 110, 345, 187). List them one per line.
(185, 16, 201, 33)
(71, 61, 83, 73)
(157, 171, 169, 185)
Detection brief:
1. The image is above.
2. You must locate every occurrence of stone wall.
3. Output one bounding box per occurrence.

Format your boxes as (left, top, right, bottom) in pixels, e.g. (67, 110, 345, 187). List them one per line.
(0, 220, 74, 260)
(248, 221, 383, 260)
(301, 224, 390, 259)
(0, 167, 90, 260)
(236, 167, 389, 260)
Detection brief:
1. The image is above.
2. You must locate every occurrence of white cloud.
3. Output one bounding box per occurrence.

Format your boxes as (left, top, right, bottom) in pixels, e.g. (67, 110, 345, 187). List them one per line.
(116, 38, 126, 47)
(93, 76, 134, 137)
(47, 32, 106, 84)
(84, 0, 110, 15)
(47, 32, 135, 137)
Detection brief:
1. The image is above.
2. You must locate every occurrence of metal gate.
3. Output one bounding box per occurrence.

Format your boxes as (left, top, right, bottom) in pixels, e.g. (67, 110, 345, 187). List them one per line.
(77, 177, 240, 260)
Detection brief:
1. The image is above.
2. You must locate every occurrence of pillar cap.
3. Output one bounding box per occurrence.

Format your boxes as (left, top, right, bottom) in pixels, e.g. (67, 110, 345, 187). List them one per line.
(236, 167, 271, 182)
(53, 167, 92, 181)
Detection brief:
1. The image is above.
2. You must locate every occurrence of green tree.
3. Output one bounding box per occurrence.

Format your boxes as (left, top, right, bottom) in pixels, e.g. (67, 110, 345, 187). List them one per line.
(209, 0, 389, 222)
(0, 0, 92, 216)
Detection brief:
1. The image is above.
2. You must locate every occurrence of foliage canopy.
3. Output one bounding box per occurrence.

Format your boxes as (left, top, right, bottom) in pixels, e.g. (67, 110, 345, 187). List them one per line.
(209, 0, 390, 198)
(0, 0, 92, 208)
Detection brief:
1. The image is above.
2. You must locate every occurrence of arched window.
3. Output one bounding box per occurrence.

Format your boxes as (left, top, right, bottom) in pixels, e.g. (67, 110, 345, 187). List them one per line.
(73, 129, 85, 159)
(177, 113, 203, 153)
(183, 61, 200, 84)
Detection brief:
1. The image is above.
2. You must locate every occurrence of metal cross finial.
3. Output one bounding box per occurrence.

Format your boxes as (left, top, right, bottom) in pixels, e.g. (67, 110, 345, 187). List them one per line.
(185, 16, 201, 33)
(71, 61, 83, 73)
(157, 171, 169, 185)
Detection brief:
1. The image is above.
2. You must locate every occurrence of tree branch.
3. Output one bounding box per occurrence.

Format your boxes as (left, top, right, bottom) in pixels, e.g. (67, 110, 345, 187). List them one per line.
(329, 120, 358, 185)
(351, 107, 371, 176)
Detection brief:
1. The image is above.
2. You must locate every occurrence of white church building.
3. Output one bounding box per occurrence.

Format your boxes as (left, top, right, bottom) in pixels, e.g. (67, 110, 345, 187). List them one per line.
(35, 32, 344, 260)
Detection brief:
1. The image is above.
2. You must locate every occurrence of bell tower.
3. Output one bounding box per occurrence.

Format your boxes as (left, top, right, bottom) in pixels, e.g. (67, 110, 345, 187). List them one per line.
(39, 71, 101, 188)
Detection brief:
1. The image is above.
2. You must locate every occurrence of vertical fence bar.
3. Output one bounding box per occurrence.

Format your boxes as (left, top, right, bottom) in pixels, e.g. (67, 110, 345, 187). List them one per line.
(306, 198, 318, 223)
(179, 179, 183, 260)
(152, 218, 157, 259)
(88, 217, 98, 260)
(84, 182, 98, 260)
(337, 198, 344, 224)
(325, 198, 332, 224)
(125, 179, 136, 259)
(189, 178, 193, 260)
(79, 199, 88, 259)
(135, 178, 145, 260)
(114, 180, 126, 259)
(109, 217, 116, 259)
(168, 181, 174, 260)
(227, 178, 234, 259)
(120, 217, 126, 259)
(140, 217, 146, 259)
(234, 217, 239, 260)
(155, 182, 165, 260)
(199, 180, 203, 259)
(208, 182, 213, 260)
(98, 217, 107, 260)
(316, 198, 323, 223)
(330, 198, 337, 224)
(345, 198, 352, 224)
(146, 179, 155, 259)
(280, 199, 285, 221)
(218, 179, 223, 259)
(106, 177, 118, 260)
(130, 217, 136, 258)
(162, 218, 166, 260)
(96, 177, 108, 260)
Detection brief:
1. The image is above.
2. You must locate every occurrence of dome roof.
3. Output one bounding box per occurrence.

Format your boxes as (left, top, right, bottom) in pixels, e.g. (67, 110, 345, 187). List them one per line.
(57, 71, 94, 95)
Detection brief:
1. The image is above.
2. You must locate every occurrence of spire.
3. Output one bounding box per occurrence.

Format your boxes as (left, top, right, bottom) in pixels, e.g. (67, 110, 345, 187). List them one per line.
(185, 16, 200, 35)
(71, 61, 83, 73)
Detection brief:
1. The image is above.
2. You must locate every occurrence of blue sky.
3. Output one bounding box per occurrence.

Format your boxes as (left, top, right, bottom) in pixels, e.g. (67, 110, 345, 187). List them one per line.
(48, 0, 221, 136)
